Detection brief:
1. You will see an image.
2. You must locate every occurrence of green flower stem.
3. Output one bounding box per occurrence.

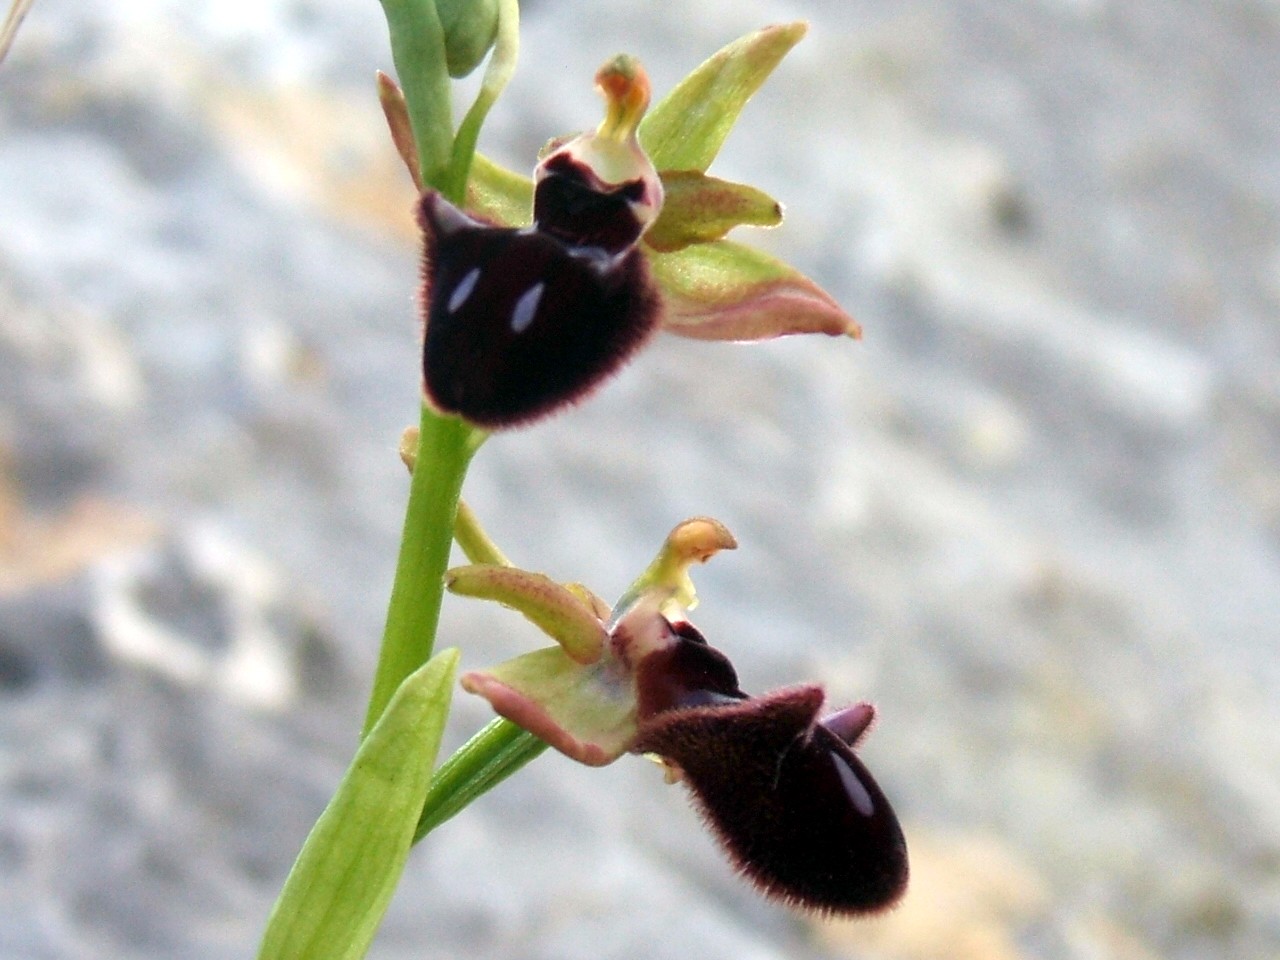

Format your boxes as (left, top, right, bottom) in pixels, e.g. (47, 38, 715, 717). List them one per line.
(362, 405, 481, 738)
(380, 0, 454, 193)
(441, 0, 519, 201)
(454, 499, 512, 567)
(414, 718, 548, 842)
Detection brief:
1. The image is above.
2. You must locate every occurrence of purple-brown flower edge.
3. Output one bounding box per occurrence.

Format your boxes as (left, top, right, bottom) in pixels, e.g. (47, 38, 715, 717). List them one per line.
(452, 519, 908, 914)
(632, 622, 909, 915)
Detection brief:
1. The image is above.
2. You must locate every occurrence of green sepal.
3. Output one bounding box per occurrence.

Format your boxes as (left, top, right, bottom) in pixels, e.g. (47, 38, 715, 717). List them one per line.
(465, 153, 534, 226)
(639, 22, 808, 173)
(646, 171, 782, 252)
(257, 649, 460, 960)
(649, 239, 862, 341)
(461, 647, 636, 766)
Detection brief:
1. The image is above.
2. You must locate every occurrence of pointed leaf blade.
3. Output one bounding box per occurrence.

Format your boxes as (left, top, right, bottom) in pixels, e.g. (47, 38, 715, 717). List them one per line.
(257, 649, 459, 960)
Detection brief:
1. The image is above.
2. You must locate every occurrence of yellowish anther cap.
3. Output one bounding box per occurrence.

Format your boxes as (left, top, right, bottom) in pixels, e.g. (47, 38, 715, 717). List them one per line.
(614, 517, 737, 619)
(595, 55, 651, 143)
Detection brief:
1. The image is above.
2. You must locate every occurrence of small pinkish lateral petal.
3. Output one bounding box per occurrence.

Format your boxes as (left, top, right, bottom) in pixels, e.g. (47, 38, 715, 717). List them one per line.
(446, 564, 606, 664)
(649, 239, 861, 342)
(377, 72, 422, 190)
(645, 171, 782, 253)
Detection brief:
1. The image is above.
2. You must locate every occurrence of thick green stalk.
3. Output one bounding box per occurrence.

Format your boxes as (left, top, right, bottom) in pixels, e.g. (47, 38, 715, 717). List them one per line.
(362, 406, 480, 737)
(414, 718, 547, 841)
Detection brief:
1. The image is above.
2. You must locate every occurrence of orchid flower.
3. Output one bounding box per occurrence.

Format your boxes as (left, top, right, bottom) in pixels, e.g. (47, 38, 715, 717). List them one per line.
(381, 23, 861, 428)
(448, 518, 908, 915)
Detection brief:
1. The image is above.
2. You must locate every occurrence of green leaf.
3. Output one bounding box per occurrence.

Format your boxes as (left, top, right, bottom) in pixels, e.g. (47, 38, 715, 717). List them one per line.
(465, 153, 534, 226)
(639, 22, 807, 172)
(415, 718, 547, 841)
(645, 171, 782, 252)
(649, 239, 862, 341)
(258, 649, 460, 960)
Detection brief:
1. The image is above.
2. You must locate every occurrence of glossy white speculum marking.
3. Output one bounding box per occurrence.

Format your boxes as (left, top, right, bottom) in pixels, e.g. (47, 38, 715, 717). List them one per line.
(830, 751, 875, 817)
(511, 282, 545, 333)
(448, 267, 481, 313)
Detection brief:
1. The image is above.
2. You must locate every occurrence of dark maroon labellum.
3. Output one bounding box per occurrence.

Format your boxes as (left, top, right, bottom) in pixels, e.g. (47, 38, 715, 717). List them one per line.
(417, 188, 661, 429)
(533, 153, 649, 254)
(633, 631, 908, 915)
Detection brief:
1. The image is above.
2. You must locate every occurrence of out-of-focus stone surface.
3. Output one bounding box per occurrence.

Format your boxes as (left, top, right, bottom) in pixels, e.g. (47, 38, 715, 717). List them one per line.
(2, 1, 1278, 958)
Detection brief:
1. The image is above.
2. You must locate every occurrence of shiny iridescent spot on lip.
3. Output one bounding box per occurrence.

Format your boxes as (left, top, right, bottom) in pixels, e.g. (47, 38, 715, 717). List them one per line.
(450, 519, 907, 914)
(447, 267, 481, 313)
(510, 282, 544, 333)
(830, 750, 875, 817)
(418, 192, 662, 429)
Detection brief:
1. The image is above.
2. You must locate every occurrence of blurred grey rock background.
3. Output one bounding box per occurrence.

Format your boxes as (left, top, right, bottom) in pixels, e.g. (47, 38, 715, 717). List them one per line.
(1, 0, 1278, 958)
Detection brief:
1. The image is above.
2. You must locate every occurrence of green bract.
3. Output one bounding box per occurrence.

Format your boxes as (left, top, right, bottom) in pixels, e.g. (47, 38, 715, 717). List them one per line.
(257, 650, 459, 960)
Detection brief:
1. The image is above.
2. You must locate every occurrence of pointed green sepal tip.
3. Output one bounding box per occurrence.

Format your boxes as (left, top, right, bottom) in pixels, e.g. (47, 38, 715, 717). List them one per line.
(445, 564, 607, 664)
(640, 21, 808, 173)
(256, 649, 459, 960)
(649, 239, 862, 341)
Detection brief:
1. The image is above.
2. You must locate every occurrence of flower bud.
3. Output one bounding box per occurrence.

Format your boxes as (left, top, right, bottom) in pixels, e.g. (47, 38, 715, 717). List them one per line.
(436, 0, 500, 78)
